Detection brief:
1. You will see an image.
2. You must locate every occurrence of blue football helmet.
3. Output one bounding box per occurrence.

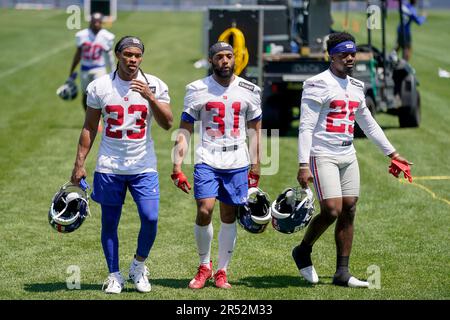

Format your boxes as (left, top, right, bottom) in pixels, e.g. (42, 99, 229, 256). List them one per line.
(56, 73, 78, 101)
(271, 187, 315, 234)
(237, 187, 272, 234)
(48, 180, 90, 233)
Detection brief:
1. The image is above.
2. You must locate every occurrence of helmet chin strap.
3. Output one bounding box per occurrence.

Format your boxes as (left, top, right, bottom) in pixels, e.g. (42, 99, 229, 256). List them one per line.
(293, 187, 314, 210)
(49, 181, 91, 233)
(271, 186, 316, 234)
(294, 198, 308, 212)
(238, 187, 271, 233)
(51, 202, 68, 219)
(51, 195, 88, 225)
(51, 203, 80, 225)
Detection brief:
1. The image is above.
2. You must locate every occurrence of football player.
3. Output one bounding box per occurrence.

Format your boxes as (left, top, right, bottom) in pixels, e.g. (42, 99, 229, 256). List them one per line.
(395, 0, 426, 61)
(171, 42, 262, 289)
(70, 36, 173, 294)
(295, 32, 412, 288)
(68, 12, 115, 113)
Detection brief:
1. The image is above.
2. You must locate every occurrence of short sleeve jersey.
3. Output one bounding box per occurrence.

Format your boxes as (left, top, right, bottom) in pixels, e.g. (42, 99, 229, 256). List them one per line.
(183, 75, 262, 170)
(86, 72, 170, 174)
(75, 28, 115, 69)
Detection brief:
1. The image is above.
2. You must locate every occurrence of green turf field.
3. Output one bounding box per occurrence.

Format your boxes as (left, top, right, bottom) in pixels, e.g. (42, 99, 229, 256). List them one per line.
(0, 8, 449, 300)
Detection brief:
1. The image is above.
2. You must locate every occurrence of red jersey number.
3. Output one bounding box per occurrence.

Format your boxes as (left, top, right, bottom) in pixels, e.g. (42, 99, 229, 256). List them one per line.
(326, 100, 359, 134)
(105, 104, 148, 139)
(205, 101, 242, 138)
(82, 42, 103, 61)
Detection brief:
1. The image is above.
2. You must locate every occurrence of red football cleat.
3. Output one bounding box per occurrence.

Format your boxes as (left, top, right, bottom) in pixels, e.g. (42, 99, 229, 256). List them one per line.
(214, 269, 232, 289)
(188, 261, 213, 289)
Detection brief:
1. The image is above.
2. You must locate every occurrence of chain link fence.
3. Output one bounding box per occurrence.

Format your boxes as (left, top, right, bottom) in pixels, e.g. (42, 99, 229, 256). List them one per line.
(2, 0, 260, 10)
(2, 0, 448, 10)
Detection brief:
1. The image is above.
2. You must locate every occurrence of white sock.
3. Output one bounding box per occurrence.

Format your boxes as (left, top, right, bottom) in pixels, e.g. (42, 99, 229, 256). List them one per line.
(217, 221, 237, 271)
(194, 223, 213, 266)
(110, 271, 122, 280)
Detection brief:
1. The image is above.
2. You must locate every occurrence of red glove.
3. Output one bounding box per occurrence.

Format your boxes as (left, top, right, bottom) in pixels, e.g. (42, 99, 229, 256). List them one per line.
(171, 171, 191, 193)
(248, 172, 260, 188)
(389, 159, 413, 183)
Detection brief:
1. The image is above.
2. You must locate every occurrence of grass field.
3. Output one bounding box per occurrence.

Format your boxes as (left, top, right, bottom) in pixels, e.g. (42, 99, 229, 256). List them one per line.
(0, 8, 449, 300)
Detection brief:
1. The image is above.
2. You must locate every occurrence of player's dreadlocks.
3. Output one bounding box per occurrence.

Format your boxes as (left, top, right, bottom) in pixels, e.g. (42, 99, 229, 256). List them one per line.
(326, 32, 356, 54)
(112, 35, 149, 84)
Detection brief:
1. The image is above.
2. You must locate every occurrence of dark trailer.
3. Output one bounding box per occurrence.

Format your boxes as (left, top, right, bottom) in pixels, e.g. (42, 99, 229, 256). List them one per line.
(205, 0, 421, 135)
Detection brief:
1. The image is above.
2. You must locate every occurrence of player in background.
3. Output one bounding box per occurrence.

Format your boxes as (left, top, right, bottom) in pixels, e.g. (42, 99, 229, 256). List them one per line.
(70, 36, 173, 294)
(294, 32, 412, 288)
(171, 42, 262, 289)
(68, 12, 115, 114)
(395, 0, 426, 61)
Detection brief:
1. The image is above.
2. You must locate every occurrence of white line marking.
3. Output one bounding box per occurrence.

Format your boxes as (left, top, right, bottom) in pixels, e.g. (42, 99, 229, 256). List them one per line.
(412, 176, 450, 181)
(399, 179, 450, 206)
(0, 41, 73, 80)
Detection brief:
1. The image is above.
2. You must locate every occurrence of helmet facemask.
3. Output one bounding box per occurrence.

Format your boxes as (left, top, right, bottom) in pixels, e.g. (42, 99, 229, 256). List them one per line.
(49, 182, 90, 233)
(237, 187, 272, 233)
(271, 187, 315, 234)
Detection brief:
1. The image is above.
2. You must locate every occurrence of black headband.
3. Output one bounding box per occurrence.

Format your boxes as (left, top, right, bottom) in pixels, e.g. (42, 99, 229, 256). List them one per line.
(91, 12, 103, 21)
(209, 42, 234, 58)
(115, 37, 145, 53)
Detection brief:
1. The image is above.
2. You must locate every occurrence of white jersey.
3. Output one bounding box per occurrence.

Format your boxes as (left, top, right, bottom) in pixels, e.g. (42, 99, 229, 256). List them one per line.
(75, 28, 115, 70)
(298, 69, 395, 163)
(183, 75, 262, 170)
(86, 72, 170, 174)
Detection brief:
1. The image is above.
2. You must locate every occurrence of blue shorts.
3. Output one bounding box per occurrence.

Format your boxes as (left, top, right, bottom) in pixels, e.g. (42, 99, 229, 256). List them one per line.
(193, 163, 248, 206)
(92, 172, 159, 206)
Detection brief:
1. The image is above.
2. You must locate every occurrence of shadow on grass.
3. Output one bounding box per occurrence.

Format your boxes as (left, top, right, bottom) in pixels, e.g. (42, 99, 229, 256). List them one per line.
(24, 282, 103, 292)
(380, 125, 401, 131)
(234, 275, 331, 288)
(151, 278, 192, 289)
(24, 278, 205, 292)
(24, 276, 338, 292)
(152, 276, 341, 289)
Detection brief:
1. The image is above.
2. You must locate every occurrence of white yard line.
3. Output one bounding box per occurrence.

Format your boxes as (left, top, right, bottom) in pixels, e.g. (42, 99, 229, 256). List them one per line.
(412, 176, 450, 180)
(399, 177, 450, 206)
(0, 41, 73, 80)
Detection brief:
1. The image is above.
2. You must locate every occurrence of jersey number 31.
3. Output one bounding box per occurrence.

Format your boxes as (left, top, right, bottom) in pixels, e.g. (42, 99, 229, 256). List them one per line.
(206, 101, 241, 138)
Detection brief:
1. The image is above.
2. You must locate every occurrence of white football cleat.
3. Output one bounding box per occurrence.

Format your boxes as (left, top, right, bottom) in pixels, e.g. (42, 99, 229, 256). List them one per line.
(129, 262, 151, 293)
(299, 265, 319, 284)
(102, 272, 125, 294)
(347, 276, 369, 288)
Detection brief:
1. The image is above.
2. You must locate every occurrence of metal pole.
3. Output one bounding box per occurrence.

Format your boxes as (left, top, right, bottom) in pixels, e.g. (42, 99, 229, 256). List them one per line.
(367, 0, 372, 50)
(344, 0, 350, 30)
(418, 0, 424, 12)
(380, 0, 388, 100)
(367, 1, 377, 98)
(398, 0, 406, 60)
(381, 0, 386, 64)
